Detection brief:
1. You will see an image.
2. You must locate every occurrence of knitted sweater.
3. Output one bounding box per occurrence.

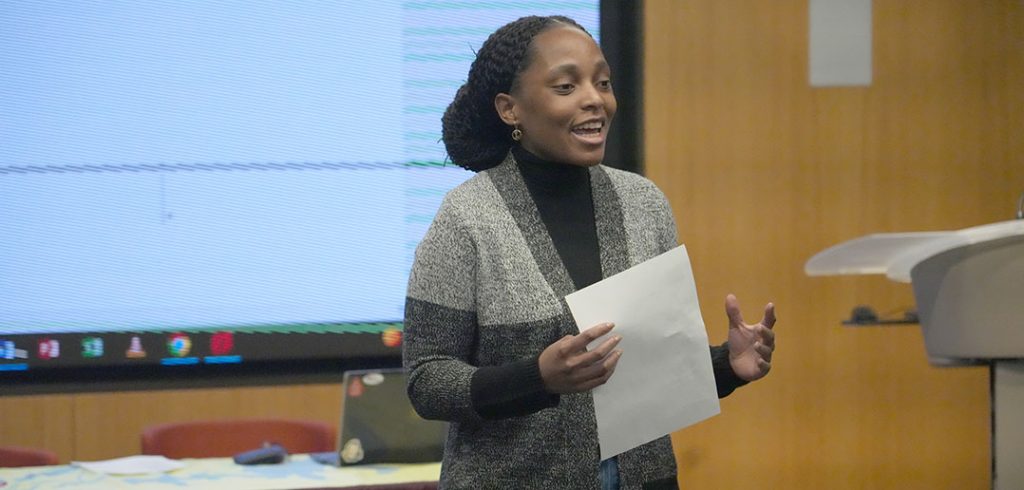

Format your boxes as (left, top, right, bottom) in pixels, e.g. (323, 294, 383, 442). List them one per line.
(403, 153, 743, 489)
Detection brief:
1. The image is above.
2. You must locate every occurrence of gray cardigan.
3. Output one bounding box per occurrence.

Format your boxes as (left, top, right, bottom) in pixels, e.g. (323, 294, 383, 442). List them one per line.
(404, 154, 731, 489)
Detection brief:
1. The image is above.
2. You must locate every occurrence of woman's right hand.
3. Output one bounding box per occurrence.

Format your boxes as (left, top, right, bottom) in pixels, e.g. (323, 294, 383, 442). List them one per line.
(538, 322, 622, 394)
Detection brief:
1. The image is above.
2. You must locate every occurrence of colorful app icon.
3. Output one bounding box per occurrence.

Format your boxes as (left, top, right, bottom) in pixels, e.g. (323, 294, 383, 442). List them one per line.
(126, 336, 147, 359)
(1, 340, 28, 360)
(209, 332, 234, 356)
(166, 333, 191, 357)
(81, 337, 104, 358)
(381, 328, 402, 348)
(38, 338, 60, 359)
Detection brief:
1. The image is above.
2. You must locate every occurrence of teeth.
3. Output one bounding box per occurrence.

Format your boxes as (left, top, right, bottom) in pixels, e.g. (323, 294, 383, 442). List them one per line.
(573, 121, 602, 131)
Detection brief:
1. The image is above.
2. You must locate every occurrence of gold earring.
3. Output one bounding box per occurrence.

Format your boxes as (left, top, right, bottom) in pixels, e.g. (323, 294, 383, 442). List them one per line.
(511, 127, 523, 142)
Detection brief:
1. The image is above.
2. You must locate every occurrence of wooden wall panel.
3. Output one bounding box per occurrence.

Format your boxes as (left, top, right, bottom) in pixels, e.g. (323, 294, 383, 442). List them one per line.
(1, 385, 343, 463)
(646, 1, 1021, 488)
(0, 395, 75, 463)
(71, 383, 343, 460)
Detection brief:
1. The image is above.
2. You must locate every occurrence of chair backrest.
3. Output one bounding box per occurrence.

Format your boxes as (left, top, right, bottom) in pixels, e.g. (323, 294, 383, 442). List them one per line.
(141, 418, 336, 459)
(0, 446, 60, 468)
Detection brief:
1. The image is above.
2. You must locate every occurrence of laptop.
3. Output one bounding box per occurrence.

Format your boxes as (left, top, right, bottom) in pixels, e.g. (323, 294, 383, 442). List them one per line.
(312, 368, 447, 466)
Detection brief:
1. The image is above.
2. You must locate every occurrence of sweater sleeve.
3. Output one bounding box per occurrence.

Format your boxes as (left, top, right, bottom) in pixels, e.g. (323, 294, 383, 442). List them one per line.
(470, 354, 559, 419)
(711, 342, 748, 398)
(403, 197, 484, 425)
(403, 194, 559, 423)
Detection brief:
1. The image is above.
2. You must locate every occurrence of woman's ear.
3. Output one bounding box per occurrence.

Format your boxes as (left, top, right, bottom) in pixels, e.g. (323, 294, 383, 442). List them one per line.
(494, 93, 517, 127)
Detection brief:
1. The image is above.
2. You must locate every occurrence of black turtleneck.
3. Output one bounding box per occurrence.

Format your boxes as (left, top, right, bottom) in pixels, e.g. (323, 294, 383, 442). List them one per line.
(512, 145, 603, 290)
(469, 146, 603, 420)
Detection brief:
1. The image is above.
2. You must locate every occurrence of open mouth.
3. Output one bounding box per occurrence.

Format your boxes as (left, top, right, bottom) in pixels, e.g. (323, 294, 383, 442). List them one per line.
(571, 120, 605, 144)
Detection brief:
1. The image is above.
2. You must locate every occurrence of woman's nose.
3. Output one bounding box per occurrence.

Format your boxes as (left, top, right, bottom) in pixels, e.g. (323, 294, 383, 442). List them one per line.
(579, 82, 604, 110)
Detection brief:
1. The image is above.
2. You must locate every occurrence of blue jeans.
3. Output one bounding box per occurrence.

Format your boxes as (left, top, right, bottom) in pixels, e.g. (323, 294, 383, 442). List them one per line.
(599, 456, 620, 490)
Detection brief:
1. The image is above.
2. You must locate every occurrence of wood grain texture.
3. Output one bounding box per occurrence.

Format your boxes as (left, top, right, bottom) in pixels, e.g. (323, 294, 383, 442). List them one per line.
(70, 383, 343, 461)
(646, 1, 1021, 488)
(0, 395, 75, 463)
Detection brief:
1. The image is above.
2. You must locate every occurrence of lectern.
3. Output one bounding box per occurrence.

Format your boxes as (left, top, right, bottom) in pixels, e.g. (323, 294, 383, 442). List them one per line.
(806, 220, 1024, 490)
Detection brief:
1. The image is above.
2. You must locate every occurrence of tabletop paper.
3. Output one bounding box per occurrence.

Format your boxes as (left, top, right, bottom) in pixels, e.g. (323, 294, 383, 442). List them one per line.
(564, 245, 720, 460)
(2, 456, 442, 490)
(72, 455, 186, 475)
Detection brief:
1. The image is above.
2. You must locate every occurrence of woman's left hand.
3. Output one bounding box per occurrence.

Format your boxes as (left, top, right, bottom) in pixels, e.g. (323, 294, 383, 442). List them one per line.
(725, 294, 776, 382)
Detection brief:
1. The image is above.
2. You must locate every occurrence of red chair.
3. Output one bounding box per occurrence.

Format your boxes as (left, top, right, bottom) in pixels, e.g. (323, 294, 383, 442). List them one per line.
(0, 446, 60, 467)
(141, 418, 336, 459)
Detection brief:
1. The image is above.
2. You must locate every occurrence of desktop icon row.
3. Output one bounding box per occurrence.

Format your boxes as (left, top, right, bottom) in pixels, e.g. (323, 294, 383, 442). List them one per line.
(0, 332, 236, 362)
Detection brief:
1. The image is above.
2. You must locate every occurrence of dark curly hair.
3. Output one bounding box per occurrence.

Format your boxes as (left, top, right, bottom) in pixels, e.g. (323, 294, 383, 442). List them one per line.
(441, 15, 590, 172)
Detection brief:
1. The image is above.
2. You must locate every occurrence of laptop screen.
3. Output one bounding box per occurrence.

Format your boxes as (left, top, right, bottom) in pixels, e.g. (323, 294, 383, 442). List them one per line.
(338, 368, 447, 465)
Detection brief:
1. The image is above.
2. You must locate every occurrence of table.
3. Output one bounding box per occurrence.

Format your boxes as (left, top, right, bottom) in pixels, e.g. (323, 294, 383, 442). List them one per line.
(0, 455, 441, 490)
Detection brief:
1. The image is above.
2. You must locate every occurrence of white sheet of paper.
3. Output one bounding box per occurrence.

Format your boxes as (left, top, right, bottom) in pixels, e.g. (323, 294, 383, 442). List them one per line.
(564, 245, 720, 460)
(73, 455, 186, 475)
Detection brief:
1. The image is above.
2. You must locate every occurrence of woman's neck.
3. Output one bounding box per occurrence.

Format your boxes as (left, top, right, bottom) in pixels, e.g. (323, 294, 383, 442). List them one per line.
(511, 145, 590, 194)
(510, 144, 602, 290)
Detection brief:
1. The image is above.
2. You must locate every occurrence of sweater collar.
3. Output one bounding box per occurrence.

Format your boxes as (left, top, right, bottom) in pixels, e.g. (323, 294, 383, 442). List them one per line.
(488, 150, 631, 298)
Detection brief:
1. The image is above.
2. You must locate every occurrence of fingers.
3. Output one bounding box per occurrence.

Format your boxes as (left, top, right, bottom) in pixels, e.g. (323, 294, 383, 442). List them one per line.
(757, 357, 771, 375)
(762, 302, 777, 329)
(590, 334, 621, 359)
(576, 349, 622, 391)
(758, 324, 776, 348)
(567, 334, 621, 370)
(542, 322, 622, 392)
(725, 294, 744, 327)
(755, 341, 773, 362)
(564, 322, 614, 353)
(727, 295, 778, 331)
(563, 325, 622, 390)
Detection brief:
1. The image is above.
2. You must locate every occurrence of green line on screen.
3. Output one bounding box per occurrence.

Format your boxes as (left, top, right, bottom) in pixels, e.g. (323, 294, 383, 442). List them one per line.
(404, 131, 442, 141)
(403, 79, 464, 89)
(404, 188, 449, 197)
(403, 53, 477, 63)
(403, 1, 595, 10)
(403, 27, 497, 36)
(403, 106, 446, 115)
(404, 214, 437, 224)
(403, 160, 448, 168)
(155, 321, 403, 335)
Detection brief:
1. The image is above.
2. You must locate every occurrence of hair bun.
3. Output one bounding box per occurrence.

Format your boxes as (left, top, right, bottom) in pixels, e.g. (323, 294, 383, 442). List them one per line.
(440, 16, 589, 172)
(442, 84, 508, 171)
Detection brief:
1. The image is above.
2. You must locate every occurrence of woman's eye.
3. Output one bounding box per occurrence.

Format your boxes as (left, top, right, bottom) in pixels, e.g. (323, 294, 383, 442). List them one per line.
(598, 80, 612, 89)
(554, 84, 574, 93)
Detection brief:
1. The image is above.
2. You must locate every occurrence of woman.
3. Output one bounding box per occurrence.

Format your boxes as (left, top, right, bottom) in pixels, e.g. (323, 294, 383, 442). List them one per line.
(403, 15, 776, 490)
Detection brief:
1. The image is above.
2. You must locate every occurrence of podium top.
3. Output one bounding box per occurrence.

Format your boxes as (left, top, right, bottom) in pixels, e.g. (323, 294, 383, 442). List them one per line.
(805, 220, 1024, 283)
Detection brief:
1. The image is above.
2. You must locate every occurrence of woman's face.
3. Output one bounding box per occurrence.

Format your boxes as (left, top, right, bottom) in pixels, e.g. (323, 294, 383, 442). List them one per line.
(497, 26, 617, 167)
